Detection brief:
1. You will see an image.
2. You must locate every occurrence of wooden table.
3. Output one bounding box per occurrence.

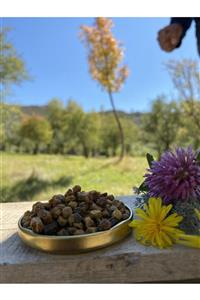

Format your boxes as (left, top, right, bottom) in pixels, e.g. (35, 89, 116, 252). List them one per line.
(1, 196, 200, 283)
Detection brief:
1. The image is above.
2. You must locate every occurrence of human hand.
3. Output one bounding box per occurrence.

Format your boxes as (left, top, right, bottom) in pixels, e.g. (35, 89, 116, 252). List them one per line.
(157, 24, 183, 52)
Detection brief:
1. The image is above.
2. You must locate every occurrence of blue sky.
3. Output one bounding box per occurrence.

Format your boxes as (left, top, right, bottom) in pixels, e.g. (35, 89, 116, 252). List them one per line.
(2, 17, 198, 112)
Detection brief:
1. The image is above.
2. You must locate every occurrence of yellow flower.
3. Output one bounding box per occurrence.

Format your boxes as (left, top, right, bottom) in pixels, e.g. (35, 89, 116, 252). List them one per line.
(129, 197, 183, 249)
(176, 234, 200, 249)
(175, 208, 200, 248)
(194, 208, 200, 221)
(194, 208, 200, 236)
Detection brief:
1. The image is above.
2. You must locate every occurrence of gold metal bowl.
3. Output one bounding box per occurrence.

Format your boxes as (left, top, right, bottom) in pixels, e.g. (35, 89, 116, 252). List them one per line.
(18, 205, 132, 254)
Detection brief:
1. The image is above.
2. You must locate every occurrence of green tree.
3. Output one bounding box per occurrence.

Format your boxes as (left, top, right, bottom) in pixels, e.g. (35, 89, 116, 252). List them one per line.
(85, 111, 101, 157)
(100, 114, 139, 157)
(0, 102, 23, 151)
(177, 101, 200, 149)
(80, 17, 129, 160)
(19, 115, 53, 154)
(141, 96, 181, 159)
(64, 101, 100, 158)
(100, 114, 120, 157)
(46, 98, 66, 154)
(0, 28, 28, 96)
(122, 117, 139, 155)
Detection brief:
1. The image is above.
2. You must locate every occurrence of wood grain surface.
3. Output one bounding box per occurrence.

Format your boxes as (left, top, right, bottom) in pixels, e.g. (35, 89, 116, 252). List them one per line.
(0, 196, 200, 283)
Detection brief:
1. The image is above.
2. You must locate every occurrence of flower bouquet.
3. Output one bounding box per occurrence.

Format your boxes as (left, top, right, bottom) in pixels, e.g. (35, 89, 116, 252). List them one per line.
(130, 147, 200, 249)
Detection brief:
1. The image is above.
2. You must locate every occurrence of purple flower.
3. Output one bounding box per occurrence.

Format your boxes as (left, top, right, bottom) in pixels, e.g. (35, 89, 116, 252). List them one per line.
(144, 147, 200, 204)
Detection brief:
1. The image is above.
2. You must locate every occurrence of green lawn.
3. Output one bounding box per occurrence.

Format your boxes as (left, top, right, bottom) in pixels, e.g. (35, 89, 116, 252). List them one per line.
(1, 153, 147, 202)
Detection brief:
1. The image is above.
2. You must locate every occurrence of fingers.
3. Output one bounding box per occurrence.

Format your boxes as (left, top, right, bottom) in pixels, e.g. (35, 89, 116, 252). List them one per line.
(157, 24, 183, 52)
(170, 25, 183, 45)
(157, 28, 175, 52)
(157, 28, 173, 52)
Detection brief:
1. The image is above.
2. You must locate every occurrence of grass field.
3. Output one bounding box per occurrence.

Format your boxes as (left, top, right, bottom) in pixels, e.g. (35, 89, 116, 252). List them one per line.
(1, 153, 148, 202)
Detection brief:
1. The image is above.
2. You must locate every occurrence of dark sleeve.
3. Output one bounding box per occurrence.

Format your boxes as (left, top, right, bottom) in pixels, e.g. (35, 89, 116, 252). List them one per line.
(170, 17, 193, 48)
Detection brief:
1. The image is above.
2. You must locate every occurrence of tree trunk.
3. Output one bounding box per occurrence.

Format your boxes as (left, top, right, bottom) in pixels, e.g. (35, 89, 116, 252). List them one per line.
(81, 140, 89, 158)
(112, 146, 117, 157)
(91, 149, 96, 157)
(33, 144, 39, 155)
(108, 90, 125, 161)
(126, 144, 131, 155)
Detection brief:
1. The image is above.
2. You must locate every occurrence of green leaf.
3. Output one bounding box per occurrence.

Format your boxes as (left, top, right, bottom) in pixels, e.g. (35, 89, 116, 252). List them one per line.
(146, 153, 154, 168)
(138, 181, 149, 193)
(197, 151, 200, 163)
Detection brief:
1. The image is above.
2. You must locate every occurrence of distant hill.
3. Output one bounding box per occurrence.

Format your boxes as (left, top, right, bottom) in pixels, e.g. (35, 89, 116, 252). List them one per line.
(101, 110, 144, 124)
(20, 105, 144, 124)
(21, 105, 49, 116)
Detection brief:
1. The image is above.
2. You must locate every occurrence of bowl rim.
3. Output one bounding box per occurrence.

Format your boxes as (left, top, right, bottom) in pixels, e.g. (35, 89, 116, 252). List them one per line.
(18, 204, 133, 240)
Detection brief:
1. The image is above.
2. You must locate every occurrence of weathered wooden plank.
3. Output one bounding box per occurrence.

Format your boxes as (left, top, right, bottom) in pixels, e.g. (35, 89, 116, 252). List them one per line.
(0, 197, 200, 283)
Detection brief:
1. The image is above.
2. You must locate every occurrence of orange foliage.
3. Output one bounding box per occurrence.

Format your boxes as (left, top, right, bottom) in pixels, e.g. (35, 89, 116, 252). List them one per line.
(80, 17, 129, 92)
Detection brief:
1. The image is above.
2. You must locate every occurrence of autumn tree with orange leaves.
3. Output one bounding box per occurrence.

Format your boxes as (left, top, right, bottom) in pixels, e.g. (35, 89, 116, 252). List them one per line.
(80, 17, 129, 160)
